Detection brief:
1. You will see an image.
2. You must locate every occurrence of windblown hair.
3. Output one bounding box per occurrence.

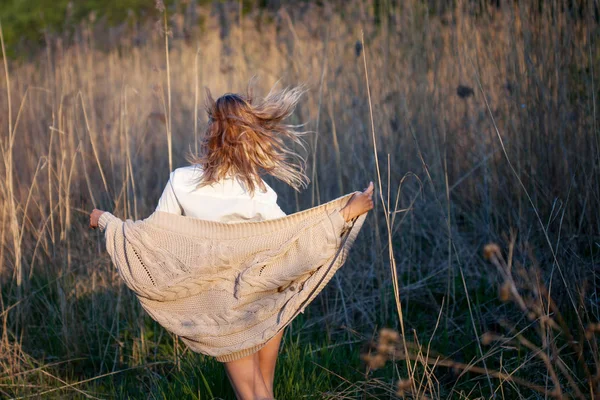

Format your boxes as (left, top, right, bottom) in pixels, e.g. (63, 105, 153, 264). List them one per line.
(187, 85, 310, 195)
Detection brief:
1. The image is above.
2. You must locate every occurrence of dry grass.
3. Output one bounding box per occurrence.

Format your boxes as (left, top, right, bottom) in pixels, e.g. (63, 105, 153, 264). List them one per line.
(0, 0, 598, 398)
(362, 240, 599, 398)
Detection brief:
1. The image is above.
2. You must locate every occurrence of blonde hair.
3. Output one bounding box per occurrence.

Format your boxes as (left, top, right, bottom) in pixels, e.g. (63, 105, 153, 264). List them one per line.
(187, 85, 310, 195)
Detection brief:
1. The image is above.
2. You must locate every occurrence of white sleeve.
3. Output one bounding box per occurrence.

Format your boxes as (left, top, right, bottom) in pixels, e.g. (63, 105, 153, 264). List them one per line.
(259, 181, 286, 219)
(262, 201, 287, 220)
(155, 171, 183, 215)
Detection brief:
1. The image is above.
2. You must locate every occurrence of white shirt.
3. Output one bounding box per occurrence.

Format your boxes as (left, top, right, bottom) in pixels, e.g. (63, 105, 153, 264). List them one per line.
(155, 165, 286, 222)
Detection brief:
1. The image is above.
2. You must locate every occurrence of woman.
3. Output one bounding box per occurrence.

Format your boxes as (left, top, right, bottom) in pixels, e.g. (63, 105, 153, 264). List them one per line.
(89, 86, 373, 400)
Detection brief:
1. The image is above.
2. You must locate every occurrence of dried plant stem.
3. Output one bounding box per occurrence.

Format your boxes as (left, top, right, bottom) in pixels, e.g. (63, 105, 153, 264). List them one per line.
(123, 88, 137, 220)
(327, 95, 343, 194)
(79, 93, 109, 195)
(164, 11, 173, 172)
(513, 331, 563, 397)
(47, 121, 55, 245)
(402, 352, 550, 397)
(0, 21, 21, 289)
(468, 54, 585, 331)
(0, 22, 11, 137)
(310, 28, 329, 207)
(37, 369, 99, 399)
(404, 103, 494, 394)
(360, 29, 415, 387)
(194, 45, 201, 157)
(12, 362, 169, 400)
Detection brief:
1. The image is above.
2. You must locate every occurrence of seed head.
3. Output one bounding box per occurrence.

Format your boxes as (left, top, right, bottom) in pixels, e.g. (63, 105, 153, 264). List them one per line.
(377, 342, 393, 355)
(396, 378, 413, 396)
(499, 282, 511, 302)
(369, 354, 386, 370)
(481, 332, 494, 346)
(380, 328, 400, 342)
(155, 0, 165, 12)
(585, 323, 600, 340)
(483, 243, 501, 261)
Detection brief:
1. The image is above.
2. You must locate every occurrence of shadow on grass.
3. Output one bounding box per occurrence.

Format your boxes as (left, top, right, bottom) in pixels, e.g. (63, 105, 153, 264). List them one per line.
(0, 272, 401, 399)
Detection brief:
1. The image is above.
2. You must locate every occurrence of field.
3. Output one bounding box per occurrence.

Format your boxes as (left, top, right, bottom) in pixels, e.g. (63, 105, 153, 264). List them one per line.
(0, 0, 599, 398)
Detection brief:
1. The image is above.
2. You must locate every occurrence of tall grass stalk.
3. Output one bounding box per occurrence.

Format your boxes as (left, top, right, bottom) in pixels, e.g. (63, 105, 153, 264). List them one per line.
(162, 7, 173, 173)
(194, 45, 201, 157)
(310, 27, 329, 207)
(360, 28, 416, 390)
(0, 22, 23, 302)
(468, 54, 585, 330)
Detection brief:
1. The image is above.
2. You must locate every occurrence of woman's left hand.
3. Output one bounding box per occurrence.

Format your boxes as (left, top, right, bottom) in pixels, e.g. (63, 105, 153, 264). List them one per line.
(89, 209, 105, 229)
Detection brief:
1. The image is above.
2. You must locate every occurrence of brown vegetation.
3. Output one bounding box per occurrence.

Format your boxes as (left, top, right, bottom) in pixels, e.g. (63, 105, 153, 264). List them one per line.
(0, 0, 598, 398)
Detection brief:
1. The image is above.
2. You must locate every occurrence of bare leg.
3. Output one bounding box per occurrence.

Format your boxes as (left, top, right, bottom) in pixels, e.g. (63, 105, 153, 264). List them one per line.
(224, 352, 273, 400)
(222, 183, 373, 399)
(257, 329, 284, 397)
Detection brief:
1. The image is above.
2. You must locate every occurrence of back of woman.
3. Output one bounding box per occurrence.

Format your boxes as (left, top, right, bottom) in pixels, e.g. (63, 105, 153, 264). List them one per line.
(155, 164, 286, 222)
(89, 84, 373, 400)
(153, 87, 308, 226)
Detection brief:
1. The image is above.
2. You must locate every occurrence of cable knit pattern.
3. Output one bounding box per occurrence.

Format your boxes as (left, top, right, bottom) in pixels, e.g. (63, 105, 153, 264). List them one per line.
(98, 192, 367, 362)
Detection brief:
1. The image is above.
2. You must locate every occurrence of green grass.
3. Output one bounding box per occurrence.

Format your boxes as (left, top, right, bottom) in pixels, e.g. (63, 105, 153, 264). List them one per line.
(1, 290, 396, 399)
(0, 270, 569, 399)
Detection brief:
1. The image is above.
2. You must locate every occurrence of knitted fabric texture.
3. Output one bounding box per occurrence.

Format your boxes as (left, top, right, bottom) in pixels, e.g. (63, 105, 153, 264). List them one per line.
(98, 192, 367, 362)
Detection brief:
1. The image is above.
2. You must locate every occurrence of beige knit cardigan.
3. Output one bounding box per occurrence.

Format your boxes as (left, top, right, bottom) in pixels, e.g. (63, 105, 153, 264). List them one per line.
(98, 192, 367, 362)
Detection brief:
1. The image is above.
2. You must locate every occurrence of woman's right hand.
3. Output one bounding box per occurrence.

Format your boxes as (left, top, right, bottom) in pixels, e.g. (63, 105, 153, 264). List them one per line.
(341, 182, 374, 222)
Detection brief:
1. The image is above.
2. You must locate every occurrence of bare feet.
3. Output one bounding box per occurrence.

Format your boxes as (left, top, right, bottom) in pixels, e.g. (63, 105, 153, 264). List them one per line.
(341, 182, 374, 222)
